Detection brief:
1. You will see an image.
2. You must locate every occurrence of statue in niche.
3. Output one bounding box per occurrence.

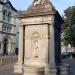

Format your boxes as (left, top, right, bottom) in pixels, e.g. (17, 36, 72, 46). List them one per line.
(32, 32, 40, 59)
(33, 38, 39, 58)
(33, 0, 45, 6)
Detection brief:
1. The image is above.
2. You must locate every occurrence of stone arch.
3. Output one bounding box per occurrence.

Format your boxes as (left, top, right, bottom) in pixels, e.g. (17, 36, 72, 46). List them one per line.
(3, 35, 12, 55)
(3, 35, 8, 55)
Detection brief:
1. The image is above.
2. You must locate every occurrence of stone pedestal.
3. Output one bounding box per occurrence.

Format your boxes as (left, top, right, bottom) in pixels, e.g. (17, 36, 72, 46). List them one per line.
(49, 67, 57, 75)
(24, 65, 44, 75)
(45, 66, 57, 75)
(59, 64, 70, 75)
(14, 63, 23, 73)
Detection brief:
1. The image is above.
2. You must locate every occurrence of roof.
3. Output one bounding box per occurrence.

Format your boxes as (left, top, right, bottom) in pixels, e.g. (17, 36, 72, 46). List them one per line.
(19, 0, 56, 18)
(19, 0, 63, 24)
(0, 0, 17, 12)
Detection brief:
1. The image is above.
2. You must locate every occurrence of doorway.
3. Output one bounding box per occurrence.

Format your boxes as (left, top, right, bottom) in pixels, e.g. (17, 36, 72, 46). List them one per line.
(3, 38, 8, 55)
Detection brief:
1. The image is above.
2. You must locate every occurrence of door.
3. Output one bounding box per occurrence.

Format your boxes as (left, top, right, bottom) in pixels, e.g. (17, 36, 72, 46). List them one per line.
(3, 38, 8, 55)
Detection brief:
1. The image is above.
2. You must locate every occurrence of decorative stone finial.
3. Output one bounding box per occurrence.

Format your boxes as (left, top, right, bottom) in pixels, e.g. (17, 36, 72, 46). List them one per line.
(33, 0, 45, 6)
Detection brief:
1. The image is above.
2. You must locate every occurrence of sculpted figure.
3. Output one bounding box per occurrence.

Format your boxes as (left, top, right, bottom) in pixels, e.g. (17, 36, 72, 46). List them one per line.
(33, 0, 41, 6)
(33, 0, 45, 6)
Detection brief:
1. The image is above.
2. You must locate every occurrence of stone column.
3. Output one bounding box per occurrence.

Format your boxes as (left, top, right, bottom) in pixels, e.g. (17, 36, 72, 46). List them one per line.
(48, 24, 57, 75)
(49, 24, 55, 66)
(14, 25, 24, 73)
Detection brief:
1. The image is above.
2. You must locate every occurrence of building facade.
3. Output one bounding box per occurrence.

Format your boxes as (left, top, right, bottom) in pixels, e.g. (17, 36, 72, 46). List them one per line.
(0, 0, 18, 55)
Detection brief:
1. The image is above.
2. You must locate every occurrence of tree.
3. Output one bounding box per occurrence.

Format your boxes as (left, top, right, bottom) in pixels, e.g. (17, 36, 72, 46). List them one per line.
(62, 6, 75, 47)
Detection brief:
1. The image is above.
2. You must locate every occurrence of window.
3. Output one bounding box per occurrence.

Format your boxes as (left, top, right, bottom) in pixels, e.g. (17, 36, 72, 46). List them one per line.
(2, 24, 7, 32)
(2, 24, 12, 33)
(2, 24, 4, 32)
(3, 10, 6, 21)
(7, 25, 11, 32)
(8, 12, 11, 22)
(3, 10, 11, 22)
(3, 10, 8, 21)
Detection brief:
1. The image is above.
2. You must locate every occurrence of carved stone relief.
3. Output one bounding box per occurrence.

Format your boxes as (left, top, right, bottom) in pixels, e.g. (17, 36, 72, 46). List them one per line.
(31, 32, 40, 59)
(33, 0, 45, 6)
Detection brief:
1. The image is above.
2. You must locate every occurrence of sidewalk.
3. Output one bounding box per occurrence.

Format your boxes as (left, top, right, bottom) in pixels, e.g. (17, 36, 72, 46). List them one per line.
(0, 55, 21, 75)
(0, 55, 18, 66)
(0, 63, 22, 75)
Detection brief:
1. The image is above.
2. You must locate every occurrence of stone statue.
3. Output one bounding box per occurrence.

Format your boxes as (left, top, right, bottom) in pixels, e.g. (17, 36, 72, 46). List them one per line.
(33, 0, 45, 6)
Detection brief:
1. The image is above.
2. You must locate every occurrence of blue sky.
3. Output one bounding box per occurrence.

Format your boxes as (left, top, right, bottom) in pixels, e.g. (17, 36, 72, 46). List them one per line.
(10, 0, 74, 15)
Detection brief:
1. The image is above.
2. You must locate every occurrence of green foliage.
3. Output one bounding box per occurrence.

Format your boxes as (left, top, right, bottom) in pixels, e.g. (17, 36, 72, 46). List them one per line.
(62, 6, 75, 47)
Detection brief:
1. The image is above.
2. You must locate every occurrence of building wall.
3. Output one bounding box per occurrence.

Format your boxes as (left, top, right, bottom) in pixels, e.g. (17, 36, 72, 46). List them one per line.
(15, 18, 19, 48)
(0, 0, 18, 55)
(0, 4, 3, 20)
